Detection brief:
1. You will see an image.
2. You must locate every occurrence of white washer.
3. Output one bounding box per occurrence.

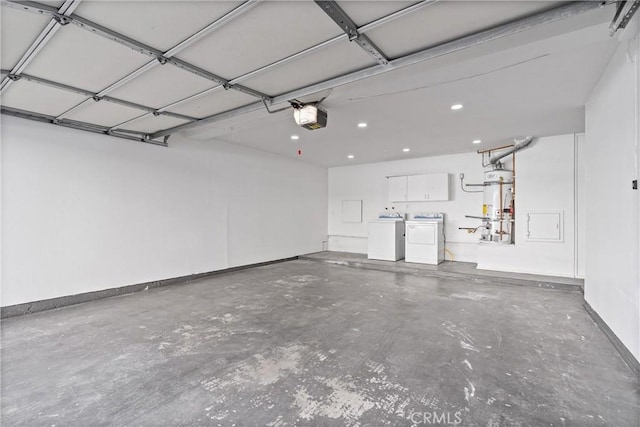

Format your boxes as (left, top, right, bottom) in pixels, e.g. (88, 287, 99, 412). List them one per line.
(368, 218, 405, 261)
(405, 213, 444, 265)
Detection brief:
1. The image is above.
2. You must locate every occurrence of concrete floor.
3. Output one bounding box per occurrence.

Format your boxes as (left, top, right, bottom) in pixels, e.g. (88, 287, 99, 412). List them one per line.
(2, 259, 638, 426)
(301, 252, 584, 290)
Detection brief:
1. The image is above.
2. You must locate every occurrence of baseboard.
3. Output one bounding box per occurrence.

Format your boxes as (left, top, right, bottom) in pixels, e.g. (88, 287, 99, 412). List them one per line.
(583, 301, 640, 378)
(327, 235, 368, 254)
(1, 257, 298, 319)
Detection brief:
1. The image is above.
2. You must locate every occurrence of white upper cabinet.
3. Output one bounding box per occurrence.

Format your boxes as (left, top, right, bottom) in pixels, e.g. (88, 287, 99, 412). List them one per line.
(389, 173, 449, 202)
(407, 175, 428, 201)
(388, 176, 408, 202)
(422, 173, 449, 201)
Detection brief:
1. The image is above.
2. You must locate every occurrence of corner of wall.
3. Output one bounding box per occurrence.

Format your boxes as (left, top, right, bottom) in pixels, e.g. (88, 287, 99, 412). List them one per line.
(583, 17, 640, 363)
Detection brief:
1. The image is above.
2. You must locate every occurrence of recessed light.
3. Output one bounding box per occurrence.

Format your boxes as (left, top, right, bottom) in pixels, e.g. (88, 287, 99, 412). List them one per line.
(290, 135, 299, 140)
(403, 148, 410, 152)
(357, 122, 367, 128)
(472, 139, 482, 144)
(347, 154, 355, 159)
(451, 104, 463, 110)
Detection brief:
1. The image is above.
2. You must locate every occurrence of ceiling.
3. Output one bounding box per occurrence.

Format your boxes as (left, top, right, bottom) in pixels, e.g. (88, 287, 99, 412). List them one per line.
(0, 1, 621, 166)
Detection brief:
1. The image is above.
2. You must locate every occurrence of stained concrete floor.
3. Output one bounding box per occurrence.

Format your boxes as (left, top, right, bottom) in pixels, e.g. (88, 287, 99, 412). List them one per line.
(300, 252, 584, 290)
(2, 259, 638, 426)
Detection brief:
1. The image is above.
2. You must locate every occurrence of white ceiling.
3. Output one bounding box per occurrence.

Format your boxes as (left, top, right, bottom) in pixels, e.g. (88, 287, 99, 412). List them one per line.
(0, 6, 51, 69)
(0, 1, 621, 166)
(76, 1, 241, 52)
(173, 4, 618, 166)
(347, 1, 563, 57)
(20, 23, 152, 93)
(175, 1, 348, 78)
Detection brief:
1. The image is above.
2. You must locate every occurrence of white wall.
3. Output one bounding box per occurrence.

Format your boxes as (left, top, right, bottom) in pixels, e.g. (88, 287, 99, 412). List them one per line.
(477, 134, 577, 277)
(584, 18, 639, 362)
(328, 134, 580, 276)
(1, 116, 328, 307)
(575, 133, 586, 279)
(329, 152, 484, 263)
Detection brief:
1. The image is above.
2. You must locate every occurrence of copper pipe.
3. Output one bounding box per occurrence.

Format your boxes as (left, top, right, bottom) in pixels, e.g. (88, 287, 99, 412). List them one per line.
(477, 143, 514, 154)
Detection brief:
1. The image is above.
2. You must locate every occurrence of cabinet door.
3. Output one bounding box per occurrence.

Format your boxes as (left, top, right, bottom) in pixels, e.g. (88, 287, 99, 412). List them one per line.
(425, 173, 449, 201)
(388, 176, 408, 201)
(407, 175, 428, 201)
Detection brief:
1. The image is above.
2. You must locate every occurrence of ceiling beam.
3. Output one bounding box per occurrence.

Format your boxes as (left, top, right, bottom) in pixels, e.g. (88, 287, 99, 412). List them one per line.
(1, 70, 198, 122)
(108, 112, 155, 133)
(164, 0, 261, 57)
(114, 1, 442, 135)
(1, 0, 439, 142)
(0, 0, 81, 92)
(143, 0, 440, 125)
(89, 0, 263, 99)
(150, 1, 605, 139)
(357, 0, 440, 33)
(230, 0, 439, 85)
(48, 0, 262, 121)
(313, 0, 389, 66)
(155, 86, 224, 114)
(1, 0, 270, 101)
(1, 106, 165, 145)
(609, 0, 640, 34)
(273, 2, 605, 105)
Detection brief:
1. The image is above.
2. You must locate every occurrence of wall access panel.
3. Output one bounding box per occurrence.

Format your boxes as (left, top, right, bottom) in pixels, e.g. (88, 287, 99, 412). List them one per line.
(525, 211, 564, 242)
(342, 200, 363, 223)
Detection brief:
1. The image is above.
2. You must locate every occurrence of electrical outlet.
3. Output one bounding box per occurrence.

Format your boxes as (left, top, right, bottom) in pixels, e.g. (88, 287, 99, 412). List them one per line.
(460, 173, 465, 179)
(633, 180, 638, 190)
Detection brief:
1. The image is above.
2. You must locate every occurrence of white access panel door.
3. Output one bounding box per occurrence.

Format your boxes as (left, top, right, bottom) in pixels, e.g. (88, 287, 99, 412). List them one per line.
(526, 211, 563, 242)
(368, 220, 405, 261)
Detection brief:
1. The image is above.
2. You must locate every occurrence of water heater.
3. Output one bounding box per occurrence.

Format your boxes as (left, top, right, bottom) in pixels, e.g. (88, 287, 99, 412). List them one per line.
(481, 168, 514, 243)
(460, 136, 534, 244)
